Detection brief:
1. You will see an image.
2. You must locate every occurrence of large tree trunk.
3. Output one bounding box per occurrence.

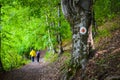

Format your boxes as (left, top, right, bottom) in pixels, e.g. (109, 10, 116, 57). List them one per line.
(61, 0, 93, 79)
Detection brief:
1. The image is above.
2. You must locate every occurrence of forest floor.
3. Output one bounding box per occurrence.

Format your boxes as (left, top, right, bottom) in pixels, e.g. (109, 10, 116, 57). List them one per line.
(83, 16, 120, 80)
(84, 29, 120, 80)
(0, 17, 120, 80)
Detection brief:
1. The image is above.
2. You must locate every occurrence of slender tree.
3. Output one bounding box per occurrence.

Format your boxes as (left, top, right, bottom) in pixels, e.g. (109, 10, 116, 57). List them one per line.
(57, 3, 64, 55)
(0, 59, 4, 72)
(0, 4, 4, 72)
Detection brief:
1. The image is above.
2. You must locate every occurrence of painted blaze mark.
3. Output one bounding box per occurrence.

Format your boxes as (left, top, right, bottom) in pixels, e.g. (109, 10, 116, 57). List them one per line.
(80, 27, 87, 35)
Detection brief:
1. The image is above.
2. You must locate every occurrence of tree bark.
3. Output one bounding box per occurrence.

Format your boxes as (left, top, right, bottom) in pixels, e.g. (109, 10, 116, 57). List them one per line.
(61, 0, 93, 79)
(0, 60, 4, 72)
(0, 56, 4, 72)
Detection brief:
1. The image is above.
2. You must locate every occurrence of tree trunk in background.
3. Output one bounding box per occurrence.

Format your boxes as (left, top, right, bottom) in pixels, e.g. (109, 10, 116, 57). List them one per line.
(61, 0, 93, 79)
(57, 3, 64, 55)
(0, 57, 4, 72)
(48, 29, 54, 53)
(46, 16, 54, 53)
(0, 5, 4, 71)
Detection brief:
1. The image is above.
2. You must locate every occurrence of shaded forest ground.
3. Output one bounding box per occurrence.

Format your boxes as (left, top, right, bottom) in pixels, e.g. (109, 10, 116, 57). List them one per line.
(84, 29, 120, 80)
(76, 16, 120, 80)
(0, 16, 120, 80)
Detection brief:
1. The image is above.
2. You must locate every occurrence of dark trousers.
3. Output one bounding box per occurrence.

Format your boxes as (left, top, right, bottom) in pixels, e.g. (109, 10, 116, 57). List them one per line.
(37, 56, 40, 62)
(31, 57, 34, 62)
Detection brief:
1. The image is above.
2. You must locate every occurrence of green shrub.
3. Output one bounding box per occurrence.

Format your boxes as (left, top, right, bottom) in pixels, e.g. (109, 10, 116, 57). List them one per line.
(44, 51, 58, 62)
(2, 51, 28, 71)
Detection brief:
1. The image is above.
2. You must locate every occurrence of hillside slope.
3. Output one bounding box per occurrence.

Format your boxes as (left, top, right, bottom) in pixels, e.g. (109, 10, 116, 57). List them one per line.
(84, 16, 120, 80)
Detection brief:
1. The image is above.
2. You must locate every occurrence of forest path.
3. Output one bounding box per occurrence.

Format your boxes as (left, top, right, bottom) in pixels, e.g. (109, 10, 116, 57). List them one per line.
(0, 58, 60, 80)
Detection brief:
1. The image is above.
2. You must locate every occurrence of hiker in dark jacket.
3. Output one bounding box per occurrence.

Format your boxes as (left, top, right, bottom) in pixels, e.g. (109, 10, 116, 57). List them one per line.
(36, 50, 40, 62)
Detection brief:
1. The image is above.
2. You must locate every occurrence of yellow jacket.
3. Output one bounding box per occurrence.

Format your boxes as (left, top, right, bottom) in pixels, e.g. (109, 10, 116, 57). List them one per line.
(30, 50, 36, 57)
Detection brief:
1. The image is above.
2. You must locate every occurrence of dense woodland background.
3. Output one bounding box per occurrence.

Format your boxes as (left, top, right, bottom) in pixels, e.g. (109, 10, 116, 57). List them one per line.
(0, 0, 120, 75)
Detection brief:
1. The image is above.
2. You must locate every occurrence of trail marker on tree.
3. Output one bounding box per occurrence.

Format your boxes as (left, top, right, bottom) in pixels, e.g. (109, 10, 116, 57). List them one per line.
(80, 27, 87, 35)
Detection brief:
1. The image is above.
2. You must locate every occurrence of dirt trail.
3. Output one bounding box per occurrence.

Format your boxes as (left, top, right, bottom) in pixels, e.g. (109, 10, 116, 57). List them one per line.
(0, 58, 60, 80)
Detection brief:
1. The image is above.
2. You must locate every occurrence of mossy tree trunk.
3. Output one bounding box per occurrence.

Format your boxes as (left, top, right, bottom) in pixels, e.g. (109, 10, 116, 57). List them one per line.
(61, 0, 93, 79)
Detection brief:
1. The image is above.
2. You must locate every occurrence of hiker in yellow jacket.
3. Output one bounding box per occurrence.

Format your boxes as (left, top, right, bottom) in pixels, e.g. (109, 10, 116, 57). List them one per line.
(30, 49, 36, 62)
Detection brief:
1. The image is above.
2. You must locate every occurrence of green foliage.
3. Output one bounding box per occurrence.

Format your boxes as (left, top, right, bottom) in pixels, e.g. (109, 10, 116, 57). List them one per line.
(94, 0, 110, 24)
(96, 29, 110, 40)
(94, 0, 120, 25)
(1, 51, 28, 71)
(44, 52, 58, 62)
(95, 15, 120, 43)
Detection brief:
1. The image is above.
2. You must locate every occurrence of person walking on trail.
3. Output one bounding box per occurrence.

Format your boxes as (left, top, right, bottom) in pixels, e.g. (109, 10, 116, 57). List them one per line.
(30, 49, 36, 62)
(36, 50, 40, 62)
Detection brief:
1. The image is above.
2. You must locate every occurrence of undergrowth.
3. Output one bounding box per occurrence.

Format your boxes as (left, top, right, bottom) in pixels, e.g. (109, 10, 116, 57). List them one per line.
(2, 53, 29, 71)
(95, 16, 120, 45)
(44, 51, 58, 63)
